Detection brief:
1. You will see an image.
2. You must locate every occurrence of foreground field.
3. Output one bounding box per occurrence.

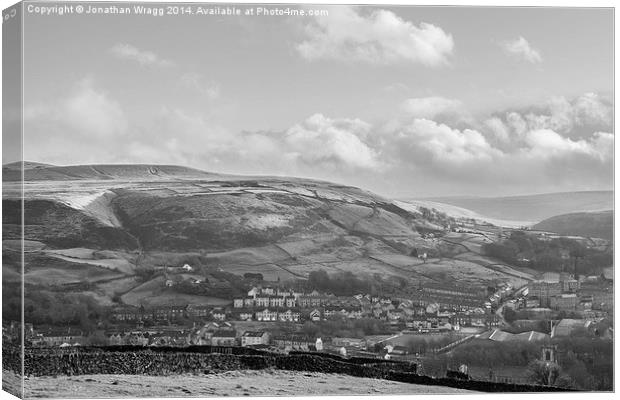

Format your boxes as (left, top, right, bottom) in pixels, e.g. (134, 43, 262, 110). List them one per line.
(21, 370, 474, 398)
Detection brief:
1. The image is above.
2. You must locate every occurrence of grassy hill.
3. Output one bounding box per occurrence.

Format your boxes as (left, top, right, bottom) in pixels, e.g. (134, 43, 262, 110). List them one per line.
(418, 191, 613, 223)
(3, 162, 223, 182)
(3, 162, 544, 322)
(533, 210, 613, 240)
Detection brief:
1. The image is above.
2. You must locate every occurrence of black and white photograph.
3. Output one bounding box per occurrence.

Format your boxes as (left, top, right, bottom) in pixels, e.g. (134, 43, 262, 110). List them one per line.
(1, 0, 615, 398)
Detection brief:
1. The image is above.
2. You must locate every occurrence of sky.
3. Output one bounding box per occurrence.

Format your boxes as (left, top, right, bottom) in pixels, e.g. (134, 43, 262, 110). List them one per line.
(12, 2, 614, 198)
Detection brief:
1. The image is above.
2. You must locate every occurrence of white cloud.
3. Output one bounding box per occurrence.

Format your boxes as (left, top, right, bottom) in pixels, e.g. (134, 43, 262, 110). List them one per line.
(23, 78, 129, 163)
(297, 7, 454, 66)
(23, 81, 612, 198)
(484, 117, 510, 143)
(401, 97, 464, 119)
(396, 119, 501, 164)
(501, 36, 542, 64)
(180, 73, 220, 100)
(284, 114, 380, 170)
(524, 129, 613, 162)
(573, 92, 613, 127)
(505, 111, 528, 138)
(490, 93, 613, 141)
(109, 43, 173, 67)
(25, 78, 127, 139)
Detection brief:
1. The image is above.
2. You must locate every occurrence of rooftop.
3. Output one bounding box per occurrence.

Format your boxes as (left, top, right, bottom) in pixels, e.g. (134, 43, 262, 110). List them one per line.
(212, 330, 236, 338)
(242, 331, 268, 337)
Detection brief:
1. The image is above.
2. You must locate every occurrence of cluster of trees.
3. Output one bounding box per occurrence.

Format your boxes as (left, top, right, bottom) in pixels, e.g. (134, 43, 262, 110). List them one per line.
(22, 288, 106, 330)
(526, 343, 613, 390)
(553, 336, 613, 390)
(301, 270, 412, 297)
(447, 340, 540, 369)
(443, 335, 613, 390)
(135, 265, 158, 282)
(305, 270, 371, 296)
(418, 207, 456, 227)
(526, 360, 573, 388)
(482, 231, 612, 275)
(2, 281, 22, 323)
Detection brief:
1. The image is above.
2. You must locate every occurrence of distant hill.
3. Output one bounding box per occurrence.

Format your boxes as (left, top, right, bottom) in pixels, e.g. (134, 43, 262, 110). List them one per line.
(2, 162, 223, 182)
(418, 191, 613, 223)
(3, 161, 53, 170)
(533, 210, 614, 240)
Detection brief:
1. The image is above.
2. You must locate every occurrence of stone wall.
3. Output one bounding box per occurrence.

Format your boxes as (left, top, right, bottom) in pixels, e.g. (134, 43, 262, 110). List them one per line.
(2, 346, 570, 393)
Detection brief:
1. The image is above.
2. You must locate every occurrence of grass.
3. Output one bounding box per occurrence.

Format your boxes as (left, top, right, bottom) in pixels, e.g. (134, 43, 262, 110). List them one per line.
(120, 276, 231, 307)
(25, 265, 123, 286)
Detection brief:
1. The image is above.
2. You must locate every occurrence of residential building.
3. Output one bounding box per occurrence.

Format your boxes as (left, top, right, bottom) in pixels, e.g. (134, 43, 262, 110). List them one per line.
(562, 279, 580, 292)
(241, 331, 270, 347)
(255, 296, 270, 308)
(277, 289, 291, 297)
(186, 305, 211, 318)
(233, 299, 245, 308)
(278, 309, 301, 322)
(39, 329, 85, 347)
(192, 322, 233, 345)
(211, 330, 237, 346)
(211, 309, 227, 321)
(273, 335, 315, 351)
(256, 308, 278, 322)
(181, 264, 194, 272)
(236, 310, 254, 321)
(248, 287, 260, 298)
(126, 331, 150, 346)
(550, 294, 578, 311)
(419, 283, 486, 300)
(309, 309, 321, 322)
(106, 332, 125, 346)
(153, 305, 187, 321)
(331, 337, 365, 348)
(269, 296, 285, 308)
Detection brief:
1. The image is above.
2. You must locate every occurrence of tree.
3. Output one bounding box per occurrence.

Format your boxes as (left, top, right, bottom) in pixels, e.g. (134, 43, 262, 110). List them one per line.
(503, 307, 517, 324)
(308, 270, 329, 291)
(85, 330, 108, 346)
(527, 360, 566, 387)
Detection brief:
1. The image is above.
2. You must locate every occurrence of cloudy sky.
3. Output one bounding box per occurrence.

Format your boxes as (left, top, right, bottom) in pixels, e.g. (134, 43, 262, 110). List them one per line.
(18, 4, 613, 198)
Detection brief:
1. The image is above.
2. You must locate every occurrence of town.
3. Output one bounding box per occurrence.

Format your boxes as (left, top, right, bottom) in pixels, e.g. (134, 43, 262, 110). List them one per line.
(6, 266, 612, 362)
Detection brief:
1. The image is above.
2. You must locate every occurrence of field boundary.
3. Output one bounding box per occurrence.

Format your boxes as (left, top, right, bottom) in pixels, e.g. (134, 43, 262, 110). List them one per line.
(4, 346, 572, 393)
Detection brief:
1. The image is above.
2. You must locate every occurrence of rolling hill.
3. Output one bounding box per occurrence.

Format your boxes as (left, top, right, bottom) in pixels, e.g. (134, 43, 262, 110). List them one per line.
(3, 162, 223, 182)
(533, 210, 614, 241)
(415, 191, 613, 224)
(3, 162, 543, 311)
